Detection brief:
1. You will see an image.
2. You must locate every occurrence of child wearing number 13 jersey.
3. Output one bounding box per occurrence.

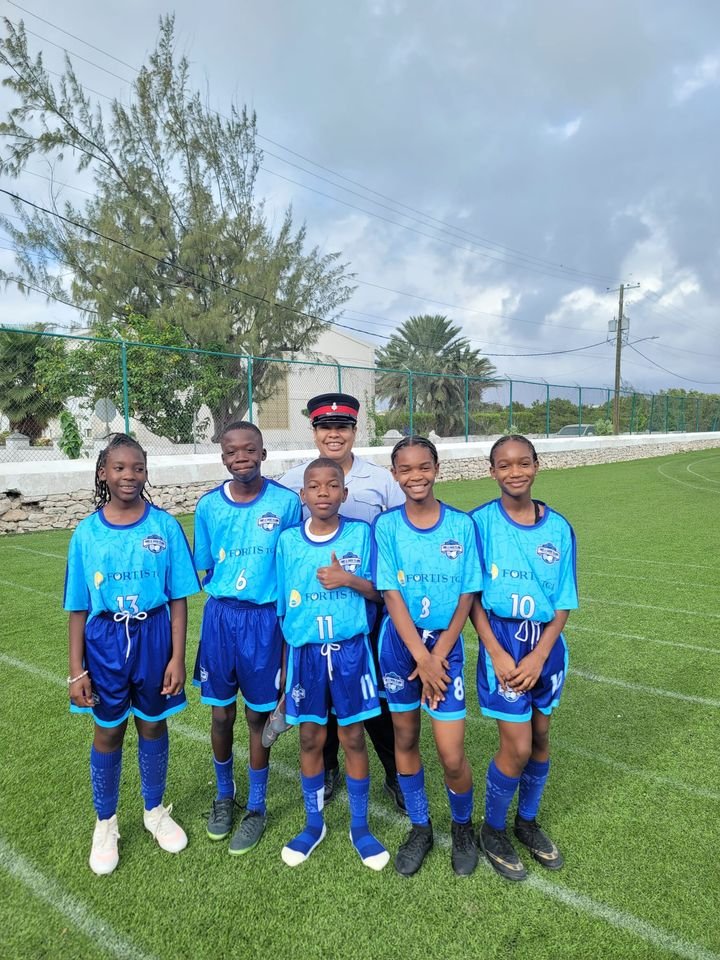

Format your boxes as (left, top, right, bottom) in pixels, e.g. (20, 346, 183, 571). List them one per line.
(471, 435, 578, 881)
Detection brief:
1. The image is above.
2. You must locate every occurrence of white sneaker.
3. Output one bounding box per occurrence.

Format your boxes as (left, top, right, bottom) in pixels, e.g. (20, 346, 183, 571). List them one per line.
(89, 815, 120, 875)
(143, 803, 188, 854)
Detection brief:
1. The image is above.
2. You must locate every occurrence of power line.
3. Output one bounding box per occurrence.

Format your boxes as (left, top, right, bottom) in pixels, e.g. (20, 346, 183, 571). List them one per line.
(3, 7, 619, 288)
(627, 343, 720, 386)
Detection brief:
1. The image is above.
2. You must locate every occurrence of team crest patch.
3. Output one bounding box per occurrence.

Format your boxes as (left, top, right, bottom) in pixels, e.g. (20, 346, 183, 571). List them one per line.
(338, 552, 361, 574)
(499, 685, 523, 703)
(257, 512, 280, 532)
(143, 534, 167, 554)
(537, 542, 560, 564)
(441, 539, 463, 560)
(289, 589, 302, 608)
(383, 672, 405, 694)
(291, 683, 306, 705)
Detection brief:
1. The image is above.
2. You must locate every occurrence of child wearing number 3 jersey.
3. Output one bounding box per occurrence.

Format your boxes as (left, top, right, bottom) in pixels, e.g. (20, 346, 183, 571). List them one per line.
(471, 435, 578, 881)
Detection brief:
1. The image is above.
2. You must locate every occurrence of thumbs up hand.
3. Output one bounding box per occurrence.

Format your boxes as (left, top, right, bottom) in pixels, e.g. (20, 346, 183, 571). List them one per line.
(316, 551, 348, 589)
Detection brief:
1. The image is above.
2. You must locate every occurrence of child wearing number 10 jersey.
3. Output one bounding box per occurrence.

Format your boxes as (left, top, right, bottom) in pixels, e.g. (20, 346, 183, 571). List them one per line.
(275, 457, 389, 871)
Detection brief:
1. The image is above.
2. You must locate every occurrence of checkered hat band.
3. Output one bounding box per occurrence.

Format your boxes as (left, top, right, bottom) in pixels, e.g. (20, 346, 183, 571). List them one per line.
(312, 404, 357, 419)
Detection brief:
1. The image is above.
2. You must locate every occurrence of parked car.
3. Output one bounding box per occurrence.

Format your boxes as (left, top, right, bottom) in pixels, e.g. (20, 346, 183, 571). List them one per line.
(554, 423, 596, 437)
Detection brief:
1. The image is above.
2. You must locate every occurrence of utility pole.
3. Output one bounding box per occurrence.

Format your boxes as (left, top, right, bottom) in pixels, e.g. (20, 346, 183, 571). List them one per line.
(608, 282, 640, 434)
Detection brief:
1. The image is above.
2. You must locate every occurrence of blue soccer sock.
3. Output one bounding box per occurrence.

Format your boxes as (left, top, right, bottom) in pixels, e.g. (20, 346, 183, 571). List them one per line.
(138, 731, 168, 812)
(518, 758, 550, 821)
(446, 784, 474, 824)
(247, 765, 269, 815)
(485, 759, 520, 831)
(90, 745, 122, 820)
(346, 775, 389, 870)
(398, 768, 430, 826)
(213, 754, 235, 801)
(282, 772, 326, 865)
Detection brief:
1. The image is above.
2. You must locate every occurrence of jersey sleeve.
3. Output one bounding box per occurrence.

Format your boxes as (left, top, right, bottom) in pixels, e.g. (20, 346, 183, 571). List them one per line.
(554, 523, 579, 611)
(63, 527, 90, 612)
(193, 498, 213, 574)
(459, 516, 482, 594)
(166, 517, 201, 600)
(372, 515, 398, 591)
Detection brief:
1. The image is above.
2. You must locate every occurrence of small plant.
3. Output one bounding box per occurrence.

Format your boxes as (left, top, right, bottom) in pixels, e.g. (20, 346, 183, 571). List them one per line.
(59, 410, 83, 459)
(594, 418, 614, 436)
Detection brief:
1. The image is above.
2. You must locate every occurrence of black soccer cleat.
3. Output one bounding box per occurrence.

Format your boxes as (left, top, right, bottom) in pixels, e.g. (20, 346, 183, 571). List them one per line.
(323, 765, 341, 803)
(383, 776, 407, 814)
(479, 821, 528, 881)
(514, 814, 564, 870)
(394, 821, 433, 877)
(450, 820, 479, 877)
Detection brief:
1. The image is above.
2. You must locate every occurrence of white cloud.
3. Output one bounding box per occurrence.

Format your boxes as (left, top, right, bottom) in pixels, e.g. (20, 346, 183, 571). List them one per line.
(673, 53, 720, 103)
(545, 117, 582, 140)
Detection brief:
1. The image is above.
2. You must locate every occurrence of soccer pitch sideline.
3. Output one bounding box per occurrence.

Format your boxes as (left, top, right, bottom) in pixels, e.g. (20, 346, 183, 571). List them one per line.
(1, 449, 719, 960)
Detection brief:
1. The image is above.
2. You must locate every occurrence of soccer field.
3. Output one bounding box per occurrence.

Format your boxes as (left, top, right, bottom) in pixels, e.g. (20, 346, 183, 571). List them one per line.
(2, 449, 719, 960)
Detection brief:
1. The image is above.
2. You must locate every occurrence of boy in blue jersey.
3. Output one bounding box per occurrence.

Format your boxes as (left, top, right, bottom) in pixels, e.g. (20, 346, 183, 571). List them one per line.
(470, 435, 578, 881)
(64, 434, 200, 875)
(193, 422, 302, 854)
(275, 458, 389, 870)
(374, 437, 481, 877)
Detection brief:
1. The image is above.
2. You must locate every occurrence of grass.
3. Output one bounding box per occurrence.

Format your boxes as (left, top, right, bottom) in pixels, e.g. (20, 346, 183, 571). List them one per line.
(1, 448, 720, 960)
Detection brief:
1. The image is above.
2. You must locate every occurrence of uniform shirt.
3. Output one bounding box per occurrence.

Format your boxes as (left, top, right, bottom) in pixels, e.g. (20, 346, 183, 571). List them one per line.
(372, 503, 481, 631)
(194, 479, 302, 603)
(63, 503, 199, 621)
(471, 499, 578, 622)
(276, 518, 374, 647)
(279, 454, 404, 522)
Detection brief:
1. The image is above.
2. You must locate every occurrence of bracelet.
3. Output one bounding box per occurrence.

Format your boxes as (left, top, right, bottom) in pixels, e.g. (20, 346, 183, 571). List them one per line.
(67, 669, 89, 686)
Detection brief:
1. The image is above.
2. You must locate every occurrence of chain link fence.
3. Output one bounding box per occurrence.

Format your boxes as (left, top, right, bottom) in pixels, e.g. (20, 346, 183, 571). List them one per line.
(1, 326, 718, 461)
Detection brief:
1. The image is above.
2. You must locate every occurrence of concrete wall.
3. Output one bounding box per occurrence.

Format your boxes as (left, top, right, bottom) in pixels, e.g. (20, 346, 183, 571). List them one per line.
(1, 433, 719, 534)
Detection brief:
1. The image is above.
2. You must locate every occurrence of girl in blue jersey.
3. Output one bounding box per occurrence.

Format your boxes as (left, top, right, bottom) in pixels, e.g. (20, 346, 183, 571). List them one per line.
(470, 435, 578, 881)
(64, 434, 199, 876)
(373, 437, 481, 877)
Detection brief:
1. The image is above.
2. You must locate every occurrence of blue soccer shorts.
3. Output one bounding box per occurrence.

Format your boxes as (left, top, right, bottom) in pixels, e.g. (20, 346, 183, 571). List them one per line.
(71, 605, 187, 728)
(476, 614, 569, 723)
(194, 597, 282, 712)
(377, 616, 467, 721)
(284, 634, 381, 727)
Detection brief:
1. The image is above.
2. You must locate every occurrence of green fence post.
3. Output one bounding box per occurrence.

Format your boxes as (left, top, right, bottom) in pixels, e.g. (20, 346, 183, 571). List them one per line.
(649, 395, 655, 433)
(464, 376, 469, 442)
(545, 383, 550, 437)
(247, 356, 254, 423)
(664, 395, 669, 432)
(630, 393, 636, 434)
(578, 387, 583, 430)
(408, 372, 414, 435)
(508, 378, 513, 432)
(120, 341, 130, 433)
(337, 363, 343, 392)
(606, 389, 612, 420)
(696, 397, 701, 432)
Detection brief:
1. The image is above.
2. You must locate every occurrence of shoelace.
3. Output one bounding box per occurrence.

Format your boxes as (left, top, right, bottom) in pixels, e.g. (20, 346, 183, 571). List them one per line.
(453, 823, 475, 852)
(113, 609, 148, 660)
(404, 826, 431, 853)
(320, 642, 341, 681)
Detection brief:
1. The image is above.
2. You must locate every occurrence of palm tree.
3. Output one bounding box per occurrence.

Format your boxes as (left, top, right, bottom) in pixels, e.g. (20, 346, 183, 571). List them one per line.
(375, 315, 496, 435)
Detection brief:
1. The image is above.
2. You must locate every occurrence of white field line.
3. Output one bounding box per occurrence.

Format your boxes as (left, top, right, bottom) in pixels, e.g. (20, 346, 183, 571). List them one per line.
(657, 463, 720, 494)
(0, 577, 55, 596)
(584, 554, 719, 573)
(571, 669, 720, 709)
(3, 654, 719, 960)
(581, 596, 720, 620)
(0, 836, 158, 960)
(3, 543, 67, 560)
(570, 623, 720, 656)
(686, 456, 720, 484)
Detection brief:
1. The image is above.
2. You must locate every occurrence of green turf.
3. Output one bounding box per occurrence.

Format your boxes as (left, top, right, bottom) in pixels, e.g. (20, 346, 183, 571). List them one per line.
(1, 448, 720, 960)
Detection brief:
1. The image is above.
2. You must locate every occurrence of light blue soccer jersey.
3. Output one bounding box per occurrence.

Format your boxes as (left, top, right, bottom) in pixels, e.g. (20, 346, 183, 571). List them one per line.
(372, 503, 481, 631)
(63, 503, 199, 621)
(276, 518, 373, 647)
(471, 499, 578, 622)
(194, 479, 302, 603)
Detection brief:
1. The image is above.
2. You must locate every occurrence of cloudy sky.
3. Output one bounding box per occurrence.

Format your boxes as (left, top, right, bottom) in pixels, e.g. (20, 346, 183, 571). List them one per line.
(1, 0, 719, 395)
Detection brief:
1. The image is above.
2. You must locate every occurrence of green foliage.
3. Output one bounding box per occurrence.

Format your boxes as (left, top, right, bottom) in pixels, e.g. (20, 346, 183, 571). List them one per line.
(0, 325, 65, 439)
(0, 17, 354, 440)
(594, 418, 614, 435)
(58, 410, 83, 458)
(375, 315, 496, 435)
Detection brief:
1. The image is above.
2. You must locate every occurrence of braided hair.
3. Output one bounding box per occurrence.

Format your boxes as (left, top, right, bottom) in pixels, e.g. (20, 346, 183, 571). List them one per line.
(93, 434, 152, 509)
(489, 434, 538, 466)
(390, 435, 439, 466)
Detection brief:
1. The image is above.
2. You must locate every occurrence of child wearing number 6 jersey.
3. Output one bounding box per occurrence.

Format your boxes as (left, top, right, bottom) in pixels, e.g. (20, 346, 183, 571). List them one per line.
(373, 436, 482, 878)
(470, 435, 578, 881)
(275, 458, 389, 870)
